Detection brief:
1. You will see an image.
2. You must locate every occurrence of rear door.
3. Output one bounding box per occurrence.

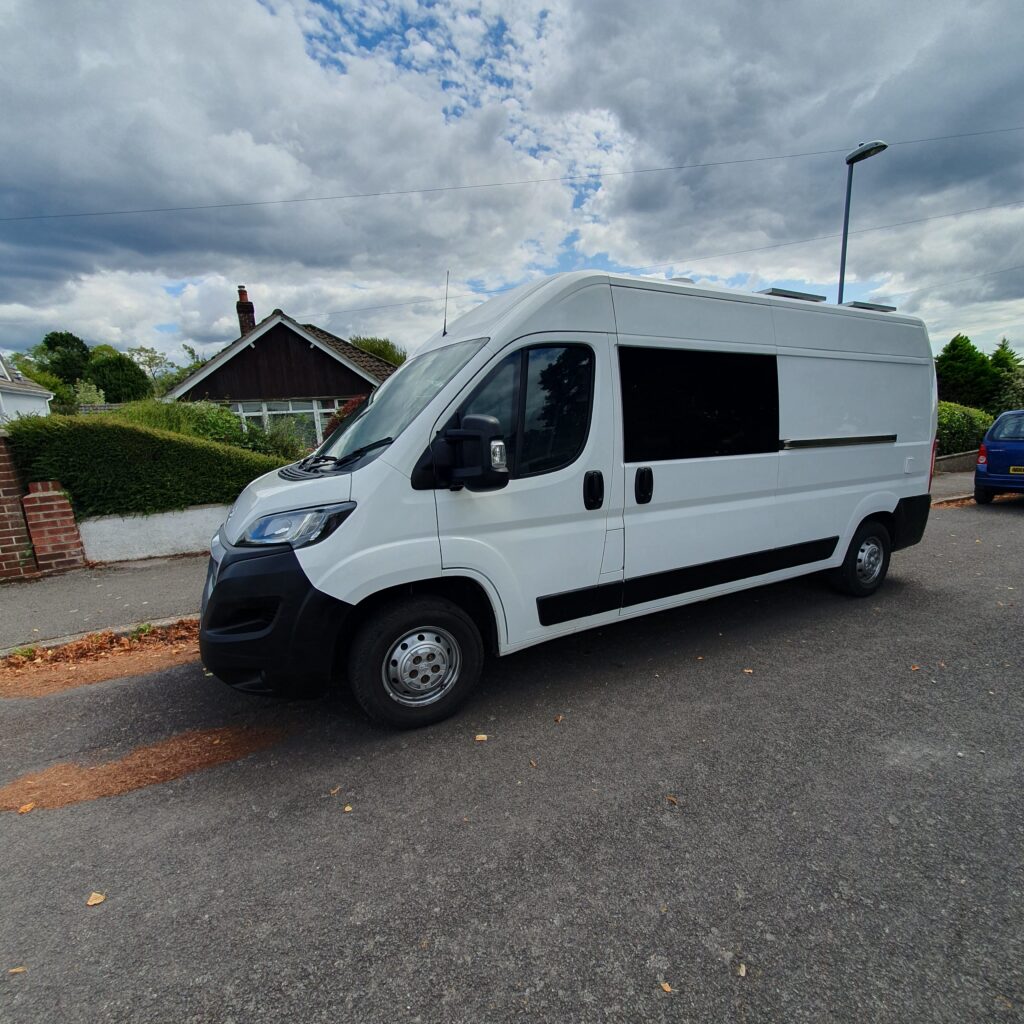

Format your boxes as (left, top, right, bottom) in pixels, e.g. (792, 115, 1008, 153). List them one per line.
(986, 412, 1024, 477)
(434, 334, 621, 648)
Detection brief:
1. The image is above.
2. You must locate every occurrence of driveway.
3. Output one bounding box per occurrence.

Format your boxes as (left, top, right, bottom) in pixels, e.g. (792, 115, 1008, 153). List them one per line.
(2, 501, 1022, 1023)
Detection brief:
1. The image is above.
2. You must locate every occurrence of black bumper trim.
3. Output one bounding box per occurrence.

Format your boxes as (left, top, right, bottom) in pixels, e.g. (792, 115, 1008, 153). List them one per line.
(200, 536, 351, 696)
(892, 494, 930, 551)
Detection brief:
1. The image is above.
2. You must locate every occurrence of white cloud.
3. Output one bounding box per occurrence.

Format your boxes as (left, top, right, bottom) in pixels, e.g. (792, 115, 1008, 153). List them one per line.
(0, 0, 1021, 363)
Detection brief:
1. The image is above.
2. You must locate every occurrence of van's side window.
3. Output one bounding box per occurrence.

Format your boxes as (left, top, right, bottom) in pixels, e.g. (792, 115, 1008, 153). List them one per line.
(619, 347, 778, 461)
(460, 344, 594, 477)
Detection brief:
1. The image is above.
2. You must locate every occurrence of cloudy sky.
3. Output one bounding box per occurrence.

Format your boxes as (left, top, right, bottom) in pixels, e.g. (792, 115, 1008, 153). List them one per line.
(1, 0, 1022, 364)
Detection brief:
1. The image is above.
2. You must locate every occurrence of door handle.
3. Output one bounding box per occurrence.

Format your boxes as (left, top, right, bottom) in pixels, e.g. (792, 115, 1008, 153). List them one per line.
(635, 466, 654, 504)
(583, 470, 604, 510)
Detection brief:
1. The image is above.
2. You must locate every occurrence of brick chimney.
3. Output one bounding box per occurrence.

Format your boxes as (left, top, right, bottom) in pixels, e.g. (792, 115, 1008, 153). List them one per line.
(236, 285, 256, 335)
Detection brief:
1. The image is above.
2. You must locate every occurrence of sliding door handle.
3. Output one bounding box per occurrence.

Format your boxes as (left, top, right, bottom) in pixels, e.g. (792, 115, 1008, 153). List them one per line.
(635, 466, 654, 505)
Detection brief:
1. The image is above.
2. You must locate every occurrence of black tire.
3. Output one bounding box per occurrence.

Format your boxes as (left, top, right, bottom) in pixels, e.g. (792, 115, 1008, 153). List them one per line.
(347, 596, 484, 728)
(829, 520, 892, 597)
(974, 486, 994, 505)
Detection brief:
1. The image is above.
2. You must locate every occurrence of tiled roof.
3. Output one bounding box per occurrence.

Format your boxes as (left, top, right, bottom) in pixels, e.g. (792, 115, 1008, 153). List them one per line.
(0, 355, 53, 397)
(300, 323, 399, 383)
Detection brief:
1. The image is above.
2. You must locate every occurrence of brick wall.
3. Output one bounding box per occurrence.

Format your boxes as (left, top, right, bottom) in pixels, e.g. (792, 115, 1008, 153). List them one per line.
(0, 435, 38, 579)
(21, 481, 85, 574)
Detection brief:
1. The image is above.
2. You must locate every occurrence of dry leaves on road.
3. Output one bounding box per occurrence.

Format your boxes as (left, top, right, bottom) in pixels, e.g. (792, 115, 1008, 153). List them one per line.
(660, 982, 673, 993)
(1, 620, 201, 698)
(666, 794, 679, 806)
(0, 725, 284, 812)
(475, 734, 488, 742)
(8, 967, 27, 974)
(86, 892, 106, 907)
(554, 714, 564, 724)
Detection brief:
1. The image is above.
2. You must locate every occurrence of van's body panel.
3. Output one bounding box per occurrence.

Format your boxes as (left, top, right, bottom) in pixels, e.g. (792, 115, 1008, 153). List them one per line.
(200, 271, 937, 695)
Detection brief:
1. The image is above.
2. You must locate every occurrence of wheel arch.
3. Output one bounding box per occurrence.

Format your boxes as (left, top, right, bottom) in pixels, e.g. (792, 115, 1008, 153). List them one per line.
(340, 574, 504, 672)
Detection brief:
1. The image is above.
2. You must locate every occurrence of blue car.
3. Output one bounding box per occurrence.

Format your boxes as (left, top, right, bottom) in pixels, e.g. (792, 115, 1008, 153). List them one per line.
(975, 409, 1024, 504)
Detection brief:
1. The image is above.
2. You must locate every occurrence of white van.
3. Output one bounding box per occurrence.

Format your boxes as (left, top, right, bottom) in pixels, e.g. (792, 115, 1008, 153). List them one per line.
(200, 272, 936, 727)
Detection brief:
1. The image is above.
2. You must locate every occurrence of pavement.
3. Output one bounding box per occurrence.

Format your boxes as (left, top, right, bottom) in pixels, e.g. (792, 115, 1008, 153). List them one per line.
(1, 498, 1022, 1023)
(0, 470, 979, 653)
(0, 554, 207, 652)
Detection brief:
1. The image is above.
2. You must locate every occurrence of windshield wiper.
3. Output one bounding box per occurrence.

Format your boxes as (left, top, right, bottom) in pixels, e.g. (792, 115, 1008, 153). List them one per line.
(331, 437, 394, 469)
(298, 453, 338, 470)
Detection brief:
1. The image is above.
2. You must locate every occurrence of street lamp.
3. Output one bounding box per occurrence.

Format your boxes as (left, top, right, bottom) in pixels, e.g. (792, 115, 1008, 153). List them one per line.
(837, 139, 888, 304)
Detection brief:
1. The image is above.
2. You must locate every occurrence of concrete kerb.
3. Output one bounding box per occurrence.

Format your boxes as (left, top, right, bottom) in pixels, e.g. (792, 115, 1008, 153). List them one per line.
(0, 614, 200, 659)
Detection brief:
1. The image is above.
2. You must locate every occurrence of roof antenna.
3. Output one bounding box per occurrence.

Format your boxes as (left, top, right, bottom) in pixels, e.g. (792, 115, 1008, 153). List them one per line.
(442, 270, 450, 336)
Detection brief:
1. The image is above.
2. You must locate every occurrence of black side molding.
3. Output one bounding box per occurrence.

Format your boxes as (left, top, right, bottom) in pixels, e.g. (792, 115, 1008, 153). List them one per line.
(537, 536, 839, 627)
(780, 434, 897, 450)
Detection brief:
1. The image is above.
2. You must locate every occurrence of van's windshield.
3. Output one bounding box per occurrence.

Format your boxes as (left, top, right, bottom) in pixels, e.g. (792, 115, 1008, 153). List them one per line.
(314, 337, 487, 464)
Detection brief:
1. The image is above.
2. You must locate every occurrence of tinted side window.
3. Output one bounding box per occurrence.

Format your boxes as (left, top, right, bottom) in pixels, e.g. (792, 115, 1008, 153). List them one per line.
(619, 347, 779, 461)
(457, 344, 594, 477)
(519, 346, 594, 475)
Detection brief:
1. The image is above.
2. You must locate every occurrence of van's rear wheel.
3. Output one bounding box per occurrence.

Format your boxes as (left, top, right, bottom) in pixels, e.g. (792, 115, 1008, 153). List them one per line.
(830, 520, 892, 597)
(348, 596, 483, 728)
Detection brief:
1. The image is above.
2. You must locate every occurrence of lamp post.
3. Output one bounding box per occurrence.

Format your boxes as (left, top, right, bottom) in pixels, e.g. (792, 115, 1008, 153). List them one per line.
(837, 140, 888, 304)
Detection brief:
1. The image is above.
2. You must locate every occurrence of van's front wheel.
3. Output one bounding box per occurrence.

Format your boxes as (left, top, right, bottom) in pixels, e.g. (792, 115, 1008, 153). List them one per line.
(830, 520, 892, 597)
(348, 596, 484, 728)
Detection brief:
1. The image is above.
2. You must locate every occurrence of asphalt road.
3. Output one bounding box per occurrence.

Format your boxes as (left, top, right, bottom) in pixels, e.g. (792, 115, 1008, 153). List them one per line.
(2, 500, 1022, 1023)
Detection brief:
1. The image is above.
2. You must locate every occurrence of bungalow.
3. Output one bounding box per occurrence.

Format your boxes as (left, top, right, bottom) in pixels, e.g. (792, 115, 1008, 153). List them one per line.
(165, 287, 398, 446)
(0, 354, 53, 422)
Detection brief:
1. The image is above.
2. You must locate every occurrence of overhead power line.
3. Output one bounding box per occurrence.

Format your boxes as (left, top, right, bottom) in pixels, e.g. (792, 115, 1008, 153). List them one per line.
(290, 197, 1024, 320)
(3, 126, 1022, 224)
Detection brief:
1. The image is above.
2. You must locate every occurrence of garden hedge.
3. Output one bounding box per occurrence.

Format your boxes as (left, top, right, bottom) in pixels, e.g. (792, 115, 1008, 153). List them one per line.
(6, 415, 284, 518)
(936, 401, 993, 456)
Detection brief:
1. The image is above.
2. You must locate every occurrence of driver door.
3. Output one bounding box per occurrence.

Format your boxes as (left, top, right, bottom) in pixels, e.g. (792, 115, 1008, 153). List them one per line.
(434, 334, 622, 650)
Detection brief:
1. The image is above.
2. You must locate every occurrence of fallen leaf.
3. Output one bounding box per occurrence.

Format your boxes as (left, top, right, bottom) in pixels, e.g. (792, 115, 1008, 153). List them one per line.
(529, 759, 538, 769)
(660, 981, 673, 993)
(666, 794, 679, 806)
(343, 805, 353, 813)
(17, 802, 35, 814)
(554, 715, 564, 724)
(86, 892, 106, 906)
(696, 656, 704, 661)
(475, 734, 488, 742)
(910, 665, 920, 671)
(8, 967, 27, 974)
(742, 668, 754, 675)
(737, 963, 747, 978)
(329, 785, 341, 796)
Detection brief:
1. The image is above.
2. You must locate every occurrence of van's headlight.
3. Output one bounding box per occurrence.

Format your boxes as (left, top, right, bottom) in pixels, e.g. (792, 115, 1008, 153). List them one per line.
(240, 502, 356, 548)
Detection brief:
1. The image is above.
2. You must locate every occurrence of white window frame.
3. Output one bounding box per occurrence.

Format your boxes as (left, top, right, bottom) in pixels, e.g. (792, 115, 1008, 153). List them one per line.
(226, 397, 356, 445)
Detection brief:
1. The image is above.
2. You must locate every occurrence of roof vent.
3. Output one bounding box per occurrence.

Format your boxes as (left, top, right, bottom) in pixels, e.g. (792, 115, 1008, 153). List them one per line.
(842, 300, 898, 312)
(670, 277, 695, 284)
(758, 287, 826, 303)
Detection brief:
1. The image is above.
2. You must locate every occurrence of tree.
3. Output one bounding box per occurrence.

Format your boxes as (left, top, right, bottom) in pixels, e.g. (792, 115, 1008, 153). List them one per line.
(990, 337, 1022, 374)
(73, 379, 106, 405)
(935, 334, 998, 411)
(351, 335, 407, 366)
(35, 330, 90, 384)
(85, 352, 152, 402)
(128, 345, 175, 380)
(152, 343, 209, 397)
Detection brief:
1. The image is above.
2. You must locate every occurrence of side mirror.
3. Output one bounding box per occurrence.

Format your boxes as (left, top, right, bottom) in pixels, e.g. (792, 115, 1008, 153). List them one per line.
(436, 413, 510, 491)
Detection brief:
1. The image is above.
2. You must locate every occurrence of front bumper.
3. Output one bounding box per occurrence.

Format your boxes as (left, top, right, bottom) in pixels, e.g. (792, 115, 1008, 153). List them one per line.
(199, 531, 352, 696)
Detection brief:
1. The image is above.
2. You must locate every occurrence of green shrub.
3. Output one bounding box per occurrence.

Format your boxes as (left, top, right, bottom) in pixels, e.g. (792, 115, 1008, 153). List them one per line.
(936, 401, 994, 456)
(6, 415, 284, 518)
(112, 399, 306, 460)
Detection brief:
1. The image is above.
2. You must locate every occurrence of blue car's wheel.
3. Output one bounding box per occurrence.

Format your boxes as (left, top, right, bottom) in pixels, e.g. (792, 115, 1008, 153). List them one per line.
(974, 486, 994, 505)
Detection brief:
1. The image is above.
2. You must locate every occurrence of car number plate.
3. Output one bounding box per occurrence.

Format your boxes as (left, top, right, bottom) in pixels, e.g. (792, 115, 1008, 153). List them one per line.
(1010, 466, 1024, 474)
